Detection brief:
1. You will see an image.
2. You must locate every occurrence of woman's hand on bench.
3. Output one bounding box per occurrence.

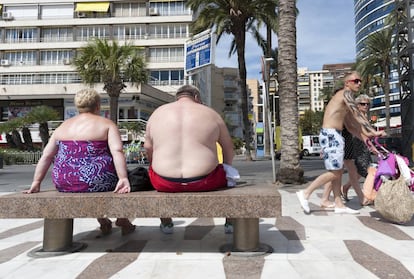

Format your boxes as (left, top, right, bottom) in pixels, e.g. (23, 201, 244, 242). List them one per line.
(23, 182, 40, 194)
(113, 178, 131, 194)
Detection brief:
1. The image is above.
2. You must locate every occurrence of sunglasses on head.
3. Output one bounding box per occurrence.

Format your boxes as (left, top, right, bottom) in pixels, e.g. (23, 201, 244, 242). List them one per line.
(348, 79, 362, 84)
(358, 102, 369, 106)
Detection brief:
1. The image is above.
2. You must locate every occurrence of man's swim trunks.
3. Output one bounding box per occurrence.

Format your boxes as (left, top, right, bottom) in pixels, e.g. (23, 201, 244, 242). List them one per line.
(148, 164, 227, 192)
(52, 140, 118, 192)
(319, 128, 344, 170)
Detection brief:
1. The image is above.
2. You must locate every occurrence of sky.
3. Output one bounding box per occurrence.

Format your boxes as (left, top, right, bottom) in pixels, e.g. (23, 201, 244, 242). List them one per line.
(213, 0, 356, 81)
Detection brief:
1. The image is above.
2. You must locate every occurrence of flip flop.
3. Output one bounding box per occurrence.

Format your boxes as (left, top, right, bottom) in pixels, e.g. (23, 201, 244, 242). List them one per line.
(340, 186, 350, 202)
(121, 224, 136, 236)
(320, 202, 336, 210)
(361, 199, 374, 206)
(100, 221, 112, 235)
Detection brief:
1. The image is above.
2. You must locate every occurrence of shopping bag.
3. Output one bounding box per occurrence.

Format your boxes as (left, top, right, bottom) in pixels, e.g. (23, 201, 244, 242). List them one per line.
(375, 175, 414, 224)
(395, 154, 414, 190)
(374, 152, 397, 191)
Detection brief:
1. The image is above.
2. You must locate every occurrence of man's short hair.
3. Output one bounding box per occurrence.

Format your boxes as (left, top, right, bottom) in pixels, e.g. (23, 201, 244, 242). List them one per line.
(176, 85, 200, 99)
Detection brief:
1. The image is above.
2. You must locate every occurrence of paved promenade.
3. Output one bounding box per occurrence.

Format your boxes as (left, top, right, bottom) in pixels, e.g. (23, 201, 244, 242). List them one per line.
(0, 157, 413, 278)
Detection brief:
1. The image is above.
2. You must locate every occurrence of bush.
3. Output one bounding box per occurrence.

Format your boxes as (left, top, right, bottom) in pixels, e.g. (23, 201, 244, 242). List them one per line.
(232, 137, 244, 150)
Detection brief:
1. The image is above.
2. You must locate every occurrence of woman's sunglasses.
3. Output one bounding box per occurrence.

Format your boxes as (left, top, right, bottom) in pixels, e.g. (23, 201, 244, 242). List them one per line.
(348, 79, 362, 84)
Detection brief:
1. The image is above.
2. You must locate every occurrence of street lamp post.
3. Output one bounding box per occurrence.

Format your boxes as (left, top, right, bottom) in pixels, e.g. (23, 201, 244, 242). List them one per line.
(262, 56, 276, 183)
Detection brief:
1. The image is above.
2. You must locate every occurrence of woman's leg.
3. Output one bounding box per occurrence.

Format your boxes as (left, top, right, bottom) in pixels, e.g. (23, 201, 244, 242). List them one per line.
(115, 218, 136, 235)
(343, 160, 365, 205)
(97, 217, 112, 235)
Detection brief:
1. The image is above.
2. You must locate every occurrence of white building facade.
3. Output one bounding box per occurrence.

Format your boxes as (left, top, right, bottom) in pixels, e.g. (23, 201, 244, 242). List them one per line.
(0, 0, 190, 123)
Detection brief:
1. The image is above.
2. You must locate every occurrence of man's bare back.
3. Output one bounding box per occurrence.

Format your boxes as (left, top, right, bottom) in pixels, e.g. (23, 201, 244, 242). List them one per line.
(144, 89, 234, 179)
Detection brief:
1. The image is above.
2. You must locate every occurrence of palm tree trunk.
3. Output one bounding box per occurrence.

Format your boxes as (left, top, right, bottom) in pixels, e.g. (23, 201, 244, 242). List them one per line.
(236, 29, 253, 161)
(39, 122, 50, 149)
(11, 130, 24, 150)
(276, 0, 304, 184)
(109, 95, 119, 124)
(383, 64, 391, 134)
(22, 127, 34, 151)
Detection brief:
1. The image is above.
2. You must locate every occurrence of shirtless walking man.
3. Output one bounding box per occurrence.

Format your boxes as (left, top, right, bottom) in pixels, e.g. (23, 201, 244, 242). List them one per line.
(144, 84, 234, 231)
(296, 71, 384, 214)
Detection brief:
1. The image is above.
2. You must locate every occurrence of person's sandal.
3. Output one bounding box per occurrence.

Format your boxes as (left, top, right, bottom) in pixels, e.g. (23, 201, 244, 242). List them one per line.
(100, 220, 112, 235)
(340, 186, 350, 202)
(361, 199, 374, 206)
(121, 224, 136, 236)
(320, 202, 335, 210)
(160, 222, 174, 234)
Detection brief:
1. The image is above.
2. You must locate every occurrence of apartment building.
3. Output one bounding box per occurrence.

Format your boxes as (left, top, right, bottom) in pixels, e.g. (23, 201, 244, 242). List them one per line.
(0, 0, 190, 123)
(354, 0, 401, 127)
(193, 65, 247, 139)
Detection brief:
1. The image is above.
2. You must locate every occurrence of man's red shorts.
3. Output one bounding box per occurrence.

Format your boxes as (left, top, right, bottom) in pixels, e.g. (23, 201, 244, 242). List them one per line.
(148, 165, 227, 192)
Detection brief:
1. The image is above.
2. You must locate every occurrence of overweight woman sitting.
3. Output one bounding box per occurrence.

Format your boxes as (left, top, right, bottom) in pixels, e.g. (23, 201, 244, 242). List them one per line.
(24, 88, 135, 235)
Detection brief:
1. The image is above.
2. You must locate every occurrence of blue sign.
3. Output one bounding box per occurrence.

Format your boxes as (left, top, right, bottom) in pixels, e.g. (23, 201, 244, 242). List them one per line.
(185, 31, 213, 73)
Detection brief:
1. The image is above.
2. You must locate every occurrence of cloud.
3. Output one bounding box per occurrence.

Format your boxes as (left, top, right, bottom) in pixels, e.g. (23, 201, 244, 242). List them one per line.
(214, 0, 356, 80)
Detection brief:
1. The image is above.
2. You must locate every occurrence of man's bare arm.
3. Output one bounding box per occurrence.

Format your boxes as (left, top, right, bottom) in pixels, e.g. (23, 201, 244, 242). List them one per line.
(143, 122, 153, 163)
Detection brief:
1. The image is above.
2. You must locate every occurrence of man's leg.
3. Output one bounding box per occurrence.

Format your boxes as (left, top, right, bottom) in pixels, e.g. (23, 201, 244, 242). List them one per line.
(297, 171, 337, 213)
(320, 182, 335, 208)
(332, 169, 360, 214)
(302, 171, 337, 199)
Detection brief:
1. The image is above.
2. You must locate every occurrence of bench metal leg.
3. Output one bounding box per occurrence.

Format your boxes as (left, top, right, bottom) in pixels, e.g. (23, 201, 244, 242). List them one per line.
(43, 218, 74, 252)
(28, 218, 86, 258)
(220, 218, 273, 256)
(233, 218, 259, 251)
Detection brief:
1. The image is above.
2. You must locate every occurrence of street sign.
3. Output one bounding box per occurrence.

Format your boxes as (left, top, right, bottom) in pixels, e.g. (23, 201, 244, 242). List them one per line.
(185, 30, 215, 74)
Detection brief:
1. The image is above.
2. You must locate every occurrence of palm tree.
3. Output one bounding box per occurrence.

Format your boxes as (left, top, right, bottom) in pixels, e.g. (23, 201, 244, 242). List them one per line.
(356, 27, 395, 134)
(74, 38, 148, 124)
(276, 0, 304, 183)
(186, 0, 278, 160)
(25, 106, 60, 149)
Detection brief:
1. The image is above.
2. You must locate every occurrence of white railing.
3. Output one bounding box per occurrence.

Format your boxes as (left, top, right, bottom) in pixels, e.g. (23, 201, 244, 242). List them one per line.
(1, 150, 42, 165)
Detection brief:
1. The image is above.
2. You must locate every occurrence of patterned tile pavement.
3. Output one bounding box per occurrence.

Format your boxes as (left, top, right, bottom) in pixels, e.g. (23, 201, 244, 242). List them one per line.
(0, 158, 413, 278)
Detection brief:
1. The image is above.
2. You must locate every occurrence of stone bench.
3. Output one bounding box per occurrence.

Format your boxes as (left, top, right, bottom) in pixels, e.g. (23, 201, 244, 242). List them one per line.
(0, 183, 281, 256)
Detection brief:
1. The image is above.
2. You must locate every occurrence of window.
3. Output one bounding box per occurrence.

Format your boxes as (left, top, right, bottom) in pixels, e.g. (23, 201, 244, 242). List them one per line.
(4, 51, 36, 66)
(149, 1, 189, 16)
(0, 72, 81, 85)
(149, 47, 184, 63)
(40, 50, 73, 65)
(148, 23, 188, 39)
(5, 28, 38, 43)
(149, 70, 185, 86)
(113, 2, 146, 17)
(41, 27, 73, 42)
(77, 26, 110, 41)
(114, 25, 146, 40)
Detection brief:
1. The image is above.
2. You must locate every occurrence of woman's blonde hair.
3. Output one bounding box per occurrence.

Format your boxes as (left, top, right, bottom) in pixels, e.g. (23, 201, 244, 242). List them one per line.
(355, 94, 370, 103)
(74, 88, 100, 113)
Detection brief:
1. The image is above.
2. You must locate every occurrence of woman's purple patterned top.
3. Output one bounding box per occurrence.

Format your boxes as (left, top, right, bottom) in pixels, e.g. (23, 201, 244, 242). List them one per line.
(52, 140, 118, 192)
